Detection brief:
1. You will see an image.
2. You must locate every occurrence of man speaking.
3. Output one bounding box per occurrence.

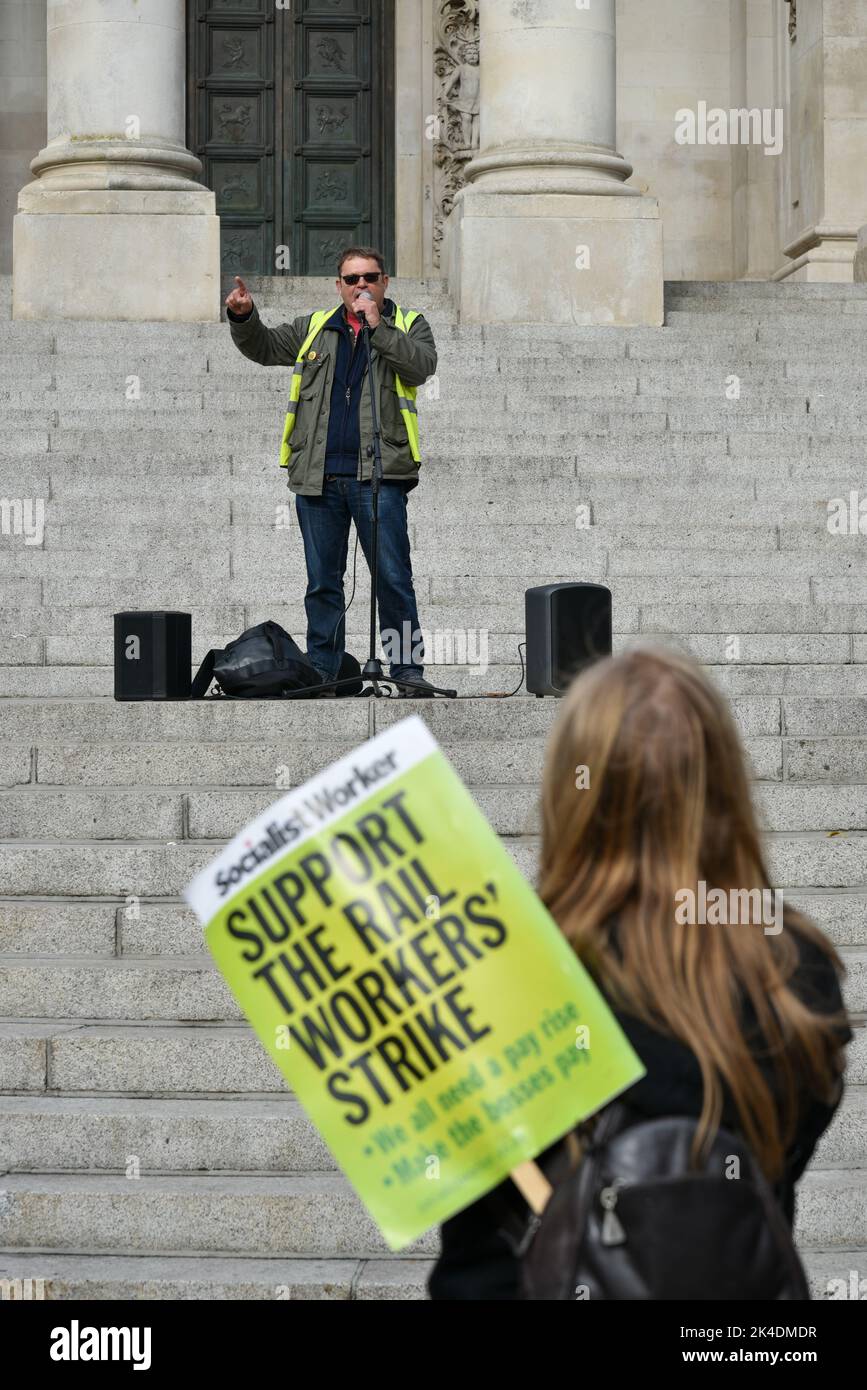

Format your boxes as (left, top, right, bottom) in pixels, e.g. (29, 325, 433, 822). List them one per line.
(225, 247, 438, 698)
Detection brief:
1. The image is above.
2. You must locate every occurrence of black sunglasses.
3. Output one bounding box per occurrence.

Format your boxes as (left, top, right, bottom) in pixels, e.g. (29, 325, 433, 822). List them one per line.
(341, 272, 382, 285)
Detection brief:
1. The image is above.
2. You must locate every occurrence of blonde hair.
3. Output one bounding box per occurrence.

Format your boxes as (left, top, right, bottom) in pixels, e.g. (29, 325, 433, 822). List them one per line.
(538, 645, 848, 1179)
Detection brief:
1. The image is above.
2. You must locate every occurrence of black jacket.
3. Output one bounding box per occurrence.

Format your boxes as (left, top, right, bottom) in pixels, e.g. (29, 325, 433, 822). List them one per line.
(427, 928, 852, 1300)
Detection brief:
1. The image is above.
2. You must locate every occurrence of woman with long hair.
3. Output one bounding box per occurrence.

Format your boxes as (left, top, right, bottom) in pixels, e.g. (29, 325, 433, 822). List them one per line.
(428, 645, 852, 1300)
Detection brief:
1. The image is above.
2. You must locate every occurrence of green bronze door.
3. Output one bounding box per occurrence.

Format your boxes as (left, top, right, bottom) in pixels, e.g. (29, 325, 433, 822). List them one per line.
(187, 0, 394, 276)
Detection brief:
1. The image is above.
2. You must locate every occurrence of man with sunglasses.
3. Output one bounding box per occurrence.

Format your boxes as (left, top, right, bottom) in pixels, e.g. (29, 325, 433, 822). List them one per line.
(225, 247, 438, 697)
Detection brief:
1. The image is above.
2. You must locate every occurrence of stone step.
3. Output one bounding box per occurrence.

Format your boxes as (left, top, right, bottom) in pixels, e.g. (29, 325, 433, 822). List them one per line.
(0, 945, 861, 1023)
(2, 462, 862, 505)
(5, 598, 863, 642)
(3, 1016, 864, 1097)
(0, 1170, 437, 1257)
(6, 533, 867, 583)
(1, 1087, 863, 1174)
(1, 881, 865, 960)
(12, 404, 867, 433)
(0, 1246, 861, 1301)
(0, 472, 812, 512)
(0, 822, 535, 895)
(791, 1169, 867, 1248)
(9, 451, 842, 493)
(17, 544, 867, 584)
(794, 1251, 867, 1302)
(606, 549, 867, 579)
(4, 630, 858, 670)
(5, 831, 867, 903)
(6, 776, 867, 845)
(0, 957, 243, 1022)
(9, 360, 843, 392)
(0, 602, 524, 641)
(0, 1095, 333, 1173)
(20, 664, 867, 711)
(5, 320, 865, 354)
(0, 1251, 429, 1300)
(5, 340, 862, 375)
(638, 604, 867, 634)
(0, 384, 830, 415)
(0, 660, 514, 699)
(0, 693, 775, 741)
(13, 575, 818, 608)
(13, 350, 853, 383)
(8, 449, 866, 487)
(665, 282, 867, 302)
(0, 1166, 858, 1255)
(3, 876, 867, 960)
(9, 426, 759, 458)
(17, 511, 813, 555)
(5, 433, 860, 467)
(665, 306, 867, 326)
(139, 380, 838, 413)
(0, 732, 788, 791)
(5, 498, 866, 544)
(12, 501, 852, 543)
(786, 741, 867, 782)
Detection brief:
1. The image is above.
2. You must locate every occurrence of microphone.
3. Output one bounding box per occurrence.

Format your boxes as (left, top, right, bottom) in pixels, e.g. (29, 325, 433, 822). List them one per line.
(355, 287, 374, 332)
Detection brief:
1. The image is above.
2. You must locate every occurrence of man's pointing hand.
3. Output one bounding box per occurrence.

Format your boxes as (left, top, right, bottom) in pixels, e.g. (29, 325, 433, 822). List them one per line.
(226, 275, 253, 316)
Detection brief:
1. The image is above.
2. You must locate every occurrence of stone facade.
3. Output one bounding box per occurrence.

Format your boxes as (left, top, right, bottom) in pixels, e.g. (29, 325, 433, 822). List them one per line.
(2, 0, 867, 318)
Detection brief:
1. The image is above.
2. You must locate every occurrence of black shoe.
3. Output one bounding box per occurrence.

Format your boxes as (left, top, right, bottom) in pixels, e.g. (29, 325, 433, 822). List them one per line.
(396, 673, 437, 699)
(312, 668, 338, 698)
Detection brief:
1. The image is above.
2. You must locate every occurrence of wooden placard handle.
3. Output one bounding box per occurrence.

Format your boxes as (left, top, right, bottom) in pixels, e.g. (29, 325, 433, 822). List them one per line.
(510, 1160, 553, 1215)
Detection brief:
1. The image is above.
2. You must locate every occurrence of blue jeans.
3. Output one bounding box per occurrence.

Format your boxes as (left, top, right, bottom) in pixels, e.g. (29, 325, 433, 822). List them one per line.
(295, 477, 425, 682)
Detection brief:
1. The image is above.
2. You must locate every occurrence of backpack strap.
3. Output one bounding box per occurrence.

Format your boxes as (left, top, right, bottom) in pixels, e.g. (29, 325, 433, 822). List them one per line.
(190, 649, 217, 700)
(492, 1101, 642, 1256)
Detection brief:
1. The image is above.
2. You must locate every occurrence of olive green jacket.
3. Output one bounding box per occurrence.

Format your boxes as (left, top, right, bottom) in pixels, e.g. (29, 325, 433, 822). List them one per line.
(228, 298, 438, 495)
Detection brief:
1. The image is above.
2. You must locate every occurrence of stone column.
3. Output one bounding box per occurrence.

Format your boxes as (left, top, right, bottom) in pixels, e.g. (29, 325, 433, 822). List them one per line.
(856, 226, 867, 282)
(12, 0, 220, 321)
(446, 0, 662, 324)
(773, 0, 867, 282)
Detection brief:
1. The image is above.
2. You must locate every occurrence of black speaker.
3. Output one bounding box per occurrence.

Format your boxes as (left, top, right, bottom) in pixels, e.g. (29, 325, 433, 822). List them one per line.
(525, 583, 612, 697)
(114, 611, 192, 701)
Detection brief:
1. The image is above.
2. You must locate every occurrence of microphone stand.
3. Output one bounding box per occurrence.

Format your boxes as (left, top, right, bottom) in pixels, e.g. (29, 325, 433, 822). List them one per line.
(311, 301, 456, 701)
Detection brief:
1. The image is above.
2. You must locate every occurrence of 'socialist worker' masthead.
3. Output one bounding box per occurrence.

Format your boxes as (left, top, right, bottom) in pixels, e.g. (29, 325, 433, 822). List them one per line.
(225, 249, 438, 697)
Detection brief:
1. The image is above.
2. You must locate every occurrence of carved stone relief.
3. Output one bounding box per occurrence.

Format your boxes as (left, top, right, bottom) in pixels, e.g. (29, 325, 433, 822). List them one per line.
(785, 0, 797, 42)
(433, 1, 480, 268)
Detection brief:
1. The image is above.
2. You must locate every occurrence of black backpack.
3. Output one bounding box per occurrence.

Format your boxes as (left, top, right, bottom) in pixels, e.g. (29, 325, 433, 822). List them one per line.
(504, 1101, 810, 1301)
(191, 621, 363, 699)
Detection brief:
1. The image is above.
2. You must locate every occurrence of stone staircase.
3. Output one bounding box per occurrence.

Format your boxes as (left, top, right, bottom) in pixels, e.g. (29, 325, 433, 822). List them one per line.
(0, 274, 865, 1300)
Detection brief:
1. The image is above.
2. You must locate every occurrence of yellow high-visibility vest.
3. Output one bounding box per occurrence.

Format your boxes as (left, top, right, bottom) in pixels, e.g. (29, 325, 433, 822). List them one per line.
(279, 305, 421, 470)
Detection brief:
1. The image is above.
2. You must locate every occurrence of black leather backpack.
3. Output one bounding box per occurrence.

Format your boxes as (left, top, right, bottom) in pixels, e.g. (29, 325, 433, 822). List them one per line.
(191, 621, 363, 699)
(505, 1101, 810, 1301)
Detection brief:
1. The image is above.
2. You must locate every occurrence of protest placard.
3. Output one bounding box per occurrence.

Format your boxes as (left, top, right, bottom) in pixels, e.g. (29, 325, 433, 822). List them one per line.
(184, 715, 645, 1250)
